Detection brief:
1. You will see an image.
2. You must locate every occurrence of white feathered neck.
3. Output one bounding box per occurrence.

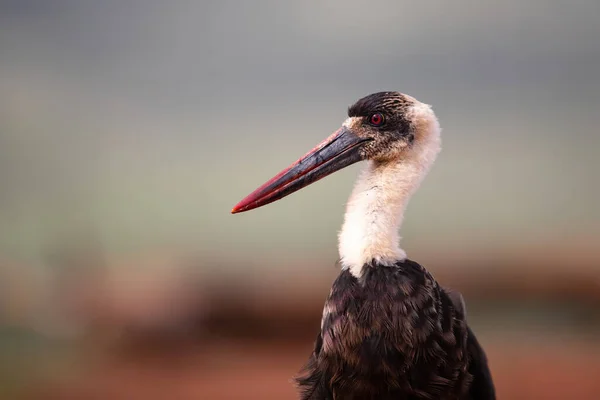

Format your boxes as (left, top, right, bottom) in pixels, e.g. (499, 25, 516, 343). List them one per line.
(338, 102, 441, 278)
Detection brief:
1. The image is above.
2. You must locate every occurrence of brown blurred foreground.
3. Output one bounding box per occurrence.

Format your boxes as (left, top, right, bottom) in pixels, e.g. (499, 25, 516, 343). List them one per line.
(22, 337, 600, 400)
(2, 244, 600, 400)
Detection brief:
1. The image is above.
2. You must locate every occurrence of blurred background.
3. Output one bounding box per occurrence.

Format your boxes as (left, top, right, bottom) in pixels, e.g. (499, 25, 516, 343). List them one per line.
(1, 1, 599, 399)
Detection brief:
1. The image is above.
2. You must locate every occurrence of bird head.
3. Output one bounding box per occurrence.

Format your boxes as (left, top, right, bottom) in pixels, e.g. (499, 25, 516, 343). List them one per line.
(231, 91, 440, 214)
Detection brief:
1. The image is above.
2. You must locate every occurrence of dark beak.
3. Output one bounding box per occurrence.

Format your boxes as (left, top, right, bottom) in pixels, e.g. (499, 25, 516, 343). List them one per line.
(231, 127, 370, 214)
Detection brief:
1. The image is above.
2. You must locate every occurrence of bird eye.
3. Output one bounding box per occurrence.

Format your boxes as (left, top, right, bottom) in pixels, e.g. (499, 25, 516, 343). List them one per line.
(368, 113, 385, 127)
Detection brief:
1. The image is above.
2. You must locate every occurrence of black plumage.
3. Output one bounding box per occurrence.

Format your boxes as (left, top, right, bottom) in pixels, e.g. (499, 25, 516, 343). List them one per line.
(295, 259, 495, 400)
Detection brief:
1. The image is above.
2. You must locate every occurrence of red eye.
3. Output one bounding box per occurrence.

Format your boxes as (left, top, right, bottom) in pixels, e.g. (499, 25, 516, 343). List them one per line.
(369, 113, 385, 126)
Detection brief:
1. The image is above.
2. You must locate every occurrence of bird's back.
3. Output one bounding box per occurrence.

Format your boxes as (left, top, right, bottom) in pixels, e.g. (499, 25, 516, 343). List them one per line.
(296, 259, 493, 400)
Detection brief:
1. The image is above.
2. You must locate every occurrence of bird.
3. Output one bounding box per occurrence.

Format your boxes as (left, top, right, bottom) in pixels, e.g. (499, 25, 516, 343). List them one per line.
(231, 91, 495, 400)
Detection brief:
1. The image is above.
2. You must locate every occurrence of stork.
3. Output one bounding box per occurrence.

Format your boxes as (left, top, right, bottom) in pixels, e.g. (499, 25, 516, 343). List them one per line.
(232, 92, 495, 400)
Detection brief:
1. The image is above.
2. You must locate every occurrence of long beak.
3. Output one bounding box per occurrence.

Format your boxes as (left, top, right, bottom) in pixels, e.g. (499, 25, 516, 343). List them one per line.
(231, 127, 370, 214)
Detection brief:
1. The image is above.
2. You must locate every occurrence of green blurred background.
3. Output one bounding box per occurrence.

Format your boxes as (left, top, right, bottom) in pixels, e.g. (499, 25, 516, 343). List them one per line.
(0, 1, 599, 399)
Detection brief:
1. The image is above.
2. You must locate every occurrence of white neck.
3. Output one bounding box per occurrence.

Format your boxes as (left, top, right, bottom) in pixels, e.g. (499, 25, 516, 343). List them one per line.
(338, 115, 441, 278)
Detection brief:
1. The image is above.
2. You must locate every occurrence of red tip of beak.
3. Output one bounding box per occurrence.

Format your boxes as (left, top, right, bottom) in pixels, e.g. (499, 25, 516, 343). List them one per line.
(230, 127, 367, 214)
(230, 163, 300, 214)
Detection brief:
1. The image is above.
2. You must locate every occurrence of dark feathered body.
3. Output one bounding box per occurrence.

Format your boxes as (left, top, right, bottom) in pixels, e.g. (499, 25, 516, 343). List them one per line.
(296, 259, 495, 400)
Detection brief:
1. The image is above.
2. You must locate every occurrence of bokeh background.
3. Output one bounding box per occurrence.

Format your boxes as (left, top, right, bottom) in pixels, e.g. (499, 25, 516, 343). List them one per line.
(1, 1, 599, 399)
